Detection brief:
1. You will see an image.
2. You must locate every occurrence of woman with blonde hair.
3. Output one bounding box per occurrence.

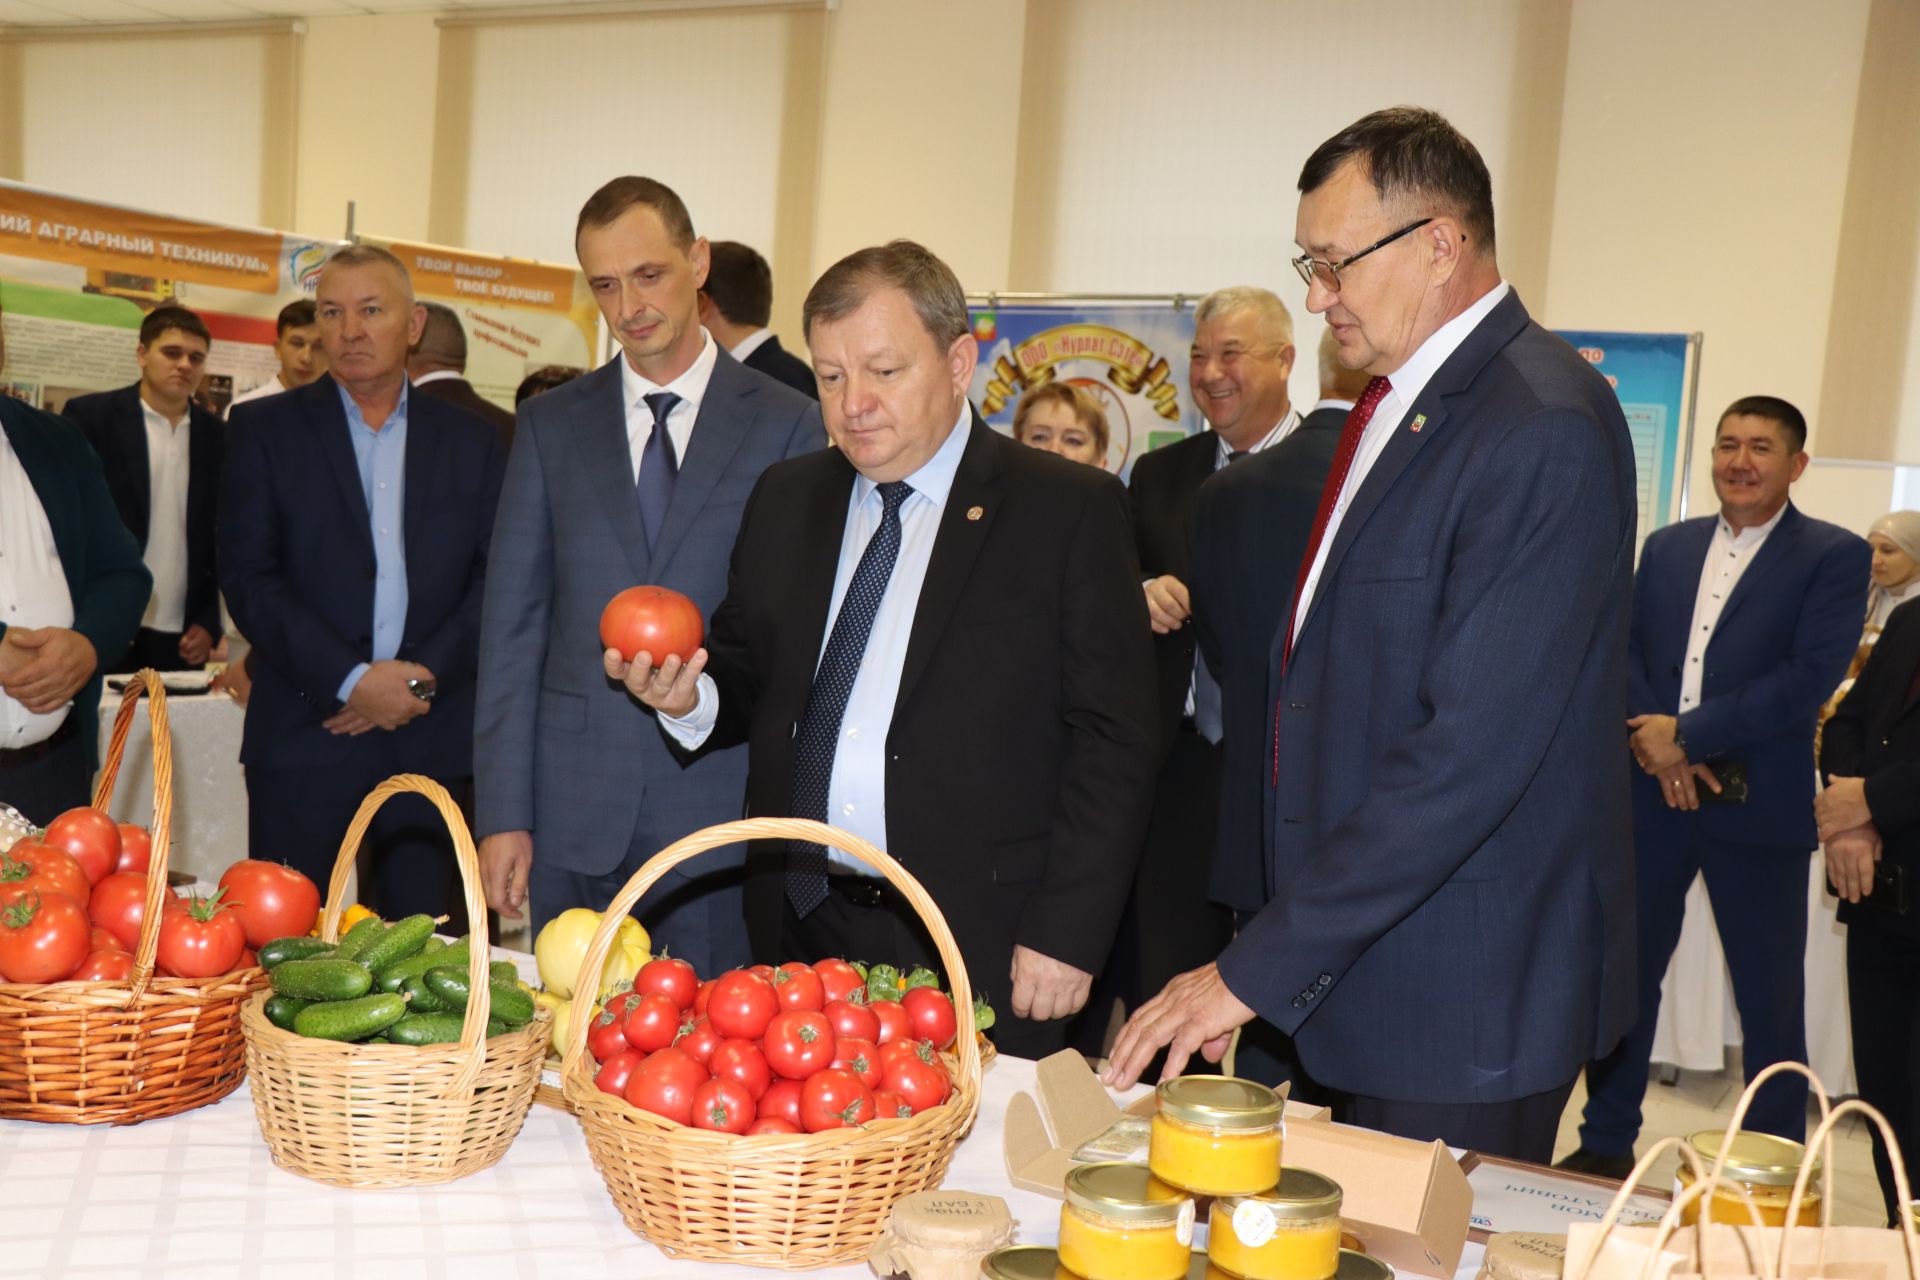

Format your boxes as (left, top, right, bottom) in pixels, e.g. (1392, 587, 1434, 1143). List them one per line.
(1011, 381, 1110, 469)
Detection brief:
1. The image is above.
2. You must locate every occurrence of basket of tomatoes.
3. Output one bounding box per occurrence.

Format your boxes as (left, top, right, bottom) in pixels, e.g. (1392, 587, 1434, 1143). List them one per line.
(560, 817, 983, 1269)
(0, 671, 274, 1124)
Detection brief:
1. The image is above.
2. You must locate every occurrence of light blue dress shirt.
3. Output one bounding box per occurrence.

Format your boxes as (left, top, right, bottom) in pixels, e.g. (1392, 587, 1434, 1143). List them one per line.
(662, 403, 973, 873)
(334, 381, 411, 703)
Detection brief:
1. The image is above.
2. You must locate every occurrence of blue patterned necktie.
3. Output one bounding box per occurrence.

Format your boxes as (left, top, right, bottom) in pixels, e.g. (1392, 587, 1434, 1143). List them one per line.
(636, 391, 681, 549)
(786, 480, 914, 917)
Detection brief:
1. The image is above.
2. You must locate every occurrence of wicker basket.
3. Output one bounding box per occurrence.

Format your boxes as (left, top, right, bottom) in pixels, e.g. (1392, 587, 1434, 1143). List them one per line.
(561, 817, 983, 1269)
(240, 774, 550, 1187)
(0, 670, 266, 1124)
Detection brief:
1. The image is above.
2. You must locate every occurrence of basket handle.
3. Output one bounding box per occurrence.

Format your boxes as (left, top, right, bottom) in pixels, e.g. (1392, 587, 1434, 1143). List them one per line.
(89, 671, 175, 1003)
(558, 816, 981, 1093)
(314, 774, 493, 1095)
(1713, 1061, 1837, 1262)
(1569, 1135, 1715, 1280)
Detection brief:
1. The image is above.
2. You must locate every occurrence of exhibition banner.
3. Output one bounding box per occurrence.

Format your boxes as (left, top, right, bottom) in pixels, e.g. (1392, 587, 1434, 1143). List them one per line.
(1553, 329, 1697, 542)
(967, 300, 1199, 480)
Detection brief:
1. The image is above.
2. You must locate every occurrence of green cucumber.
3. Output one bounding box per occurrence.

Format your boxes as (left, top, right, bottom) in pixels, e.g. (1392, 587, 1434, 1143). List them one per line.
(373, 935, 471, 993)
(487, 1018, 508, 1037)
(402, 974, 449, 1012)
(422, 967, 535, 1026)
(356, 913, 436, 973)
(489, 960, 521, 984)
(330, 915, 386, 963)
(421, 936, 447, 956)
(263, 994, 312, 1030)
(388, 1012, 467, 1046)
(258, 936, 336, 970)
(293, 992, 408, 1041)
(270, 957, 374, 1002)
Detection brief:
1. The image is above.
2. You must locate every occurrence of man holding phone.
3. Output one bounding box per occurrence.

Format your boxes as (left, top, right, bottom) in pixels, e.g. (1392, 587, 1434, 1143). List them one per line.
(1559, 396, 1868, 1177)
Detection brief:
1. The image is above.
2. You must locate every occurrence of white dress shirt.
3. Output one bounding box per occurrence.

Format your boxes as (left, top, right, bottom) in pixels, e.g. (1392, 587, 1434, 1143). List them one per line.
(410, 369, 462, 389)
(0, 428, 76, 745)
(227, 373, 286, 417)
(1214, 407, 1300, 468)
(729, 328, 775, 362)
(621, 328, 718, 479)
(139, 397, 191, 634)
(1678, 504, 1787, 713)
(661, 403, 975, 874)
(1292, 282, 1511, 640)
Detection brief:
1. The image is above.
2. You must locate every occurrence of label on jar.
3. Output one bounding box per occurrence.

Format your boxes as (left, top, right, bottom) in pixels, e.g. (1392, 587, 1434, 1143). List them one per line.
(1178, 1199, 1196, 1247)
(1233, 1200, 1279, 1248)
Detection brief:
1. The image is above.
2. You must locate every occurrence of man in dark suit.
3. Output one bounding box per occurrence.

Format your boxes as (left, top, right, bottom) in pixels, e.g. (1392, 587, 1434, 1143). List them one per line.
(63, 305, 223, 673)
(612, 240, 1158, 1058)
(476, 178, 823, 972)
(0, 302, 151, 824)
(1108, 107, 1639, 1164)
(222, 245, 505, 922)
(407, 301, 516, 448)
(697, 241, 818, 400)
(1559, 397, 1868, 1176)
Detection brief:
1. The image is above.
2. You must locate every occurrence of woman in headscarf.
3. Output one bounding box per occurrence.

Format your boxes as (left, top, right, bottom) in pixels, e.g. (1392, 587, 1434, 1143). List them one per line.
(1821, 511, 1920, 740)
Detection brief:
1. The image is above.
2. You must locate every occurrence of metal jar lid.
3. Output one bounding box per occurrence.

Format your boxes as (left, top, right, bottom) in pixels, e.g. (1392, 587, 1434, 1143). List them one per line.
(1220, 1167, 1345, 1222)
(980, 1245, 1061, 1280)
(1337, 1249, 1395, 1280)
(1157, 1075, 1283, 1131)
(1065, 1161, 1193, 1225)
(1686, 1131, 1821, 1187)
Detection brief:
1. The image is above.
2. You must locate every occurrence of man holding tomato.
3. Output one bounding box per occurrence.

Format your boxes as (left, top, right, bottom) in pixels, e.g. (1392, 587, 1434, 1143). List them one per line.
(610, 240, 1159, 1059)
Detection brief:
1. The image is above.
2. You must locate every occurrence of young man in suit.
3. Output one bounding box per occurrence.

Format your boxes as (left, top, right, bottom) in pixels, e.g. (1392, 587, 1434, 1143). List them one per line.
(611, 240, 1159, 1058)
(1560, 397, 1869, 1176)
(228, 299, 326, 414)
(408, 301, 516, 448)
(697, 241, 818, 400)
(1108, 107, 1640, 1165)
(222, 245, 506, 923)
(0, 298, 151, 823)
(475, 179, 823, 973)
(63, 305, 223, 673)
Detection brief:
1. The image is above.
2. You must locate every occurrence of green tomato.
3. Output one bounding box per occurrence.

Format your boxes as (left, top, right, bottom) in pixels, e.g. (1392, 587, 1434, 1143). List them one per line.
(865, 963, 903, 1004)
(903, 966, 940, 992)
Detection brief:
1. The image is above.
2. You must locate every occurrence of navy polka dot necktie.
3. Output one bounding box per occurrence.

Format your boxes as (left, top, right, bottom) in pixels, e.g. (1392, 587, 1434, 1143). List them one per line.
(635, 391, 681, 550)
(786, 480, 914, 917)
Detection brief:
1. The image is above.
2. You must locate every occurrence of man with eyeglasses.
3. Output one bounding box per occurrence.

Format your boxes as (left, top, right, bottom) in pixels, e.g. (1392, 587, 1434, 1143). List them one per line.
(1106, 106, 1639, 1164)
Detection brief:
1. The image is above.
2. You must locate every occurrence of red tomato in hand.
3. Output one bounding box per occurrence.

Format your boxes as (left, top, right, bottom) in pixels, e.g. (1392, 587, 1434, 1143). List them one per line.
(622, 992, 684, 1054)
(799, 1067, 875, 1132)
(708, 1038, 772, 1100)
(882, 1041, 953, 1114)
(901, 987, 958, 1050)
(42, 808, 120, 886)
(114, 825, 153, 874)
(757, 1078, 804, 1128)
(745, 1115, 802, 1136)
(813, 958, 866, 1004)
(690, 1077, 756, 1134)
(155, 893, 246, 978)
(588, 1007, 633, 1062)
(0, 842, 91, 907)
(0, 890, 90, 982)
(871, 1088, 912, 1120)
(634, 956, 698, 1010)
(831, 1036, 882, 1088)
(89, 871, 151, 952)
(868, 999, 911, 1045)
(824, 998, 880, 1044)
(706, 969, 778, 1041)
(599, 585, 704, 664)
(761, 1010, 836, 1080)
(595, 1048, 644, 1097)
(217, 860, 322, 949)
(623, 1047, 710, 1126)
(673, 1015, 723, 1066)
(69, 949, 135, 982)
(773, 961, 825, 1012)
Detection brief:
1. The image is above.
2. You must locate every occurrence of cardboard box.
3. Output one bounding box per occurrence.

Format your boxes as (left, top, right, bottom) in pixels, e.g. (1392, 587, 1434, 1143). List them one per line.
(1002, 1051, 1470, 1280)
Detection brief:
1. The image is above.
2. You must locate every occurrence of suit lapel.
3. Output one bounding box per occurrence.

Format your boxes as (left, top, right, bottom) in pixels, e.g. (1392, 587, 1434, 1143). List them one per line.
(650, 351, 755, 576)
(896, 416, 1001, 715)
(572, 359, 652, 582)
(115, 386, 152, 542)
(310, 378, 375, 561)
(1711, 503, 1803, 634)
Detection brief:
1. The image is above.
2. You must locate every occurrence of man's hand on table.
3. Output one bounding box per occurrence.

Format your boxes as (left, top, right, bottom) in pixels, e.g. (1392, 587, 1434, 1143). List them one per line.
(480, 830, 534, 921)
(0, 627, 97, 712)
(605, 647, 706, 719)
(1102, 961, 1255, 1089)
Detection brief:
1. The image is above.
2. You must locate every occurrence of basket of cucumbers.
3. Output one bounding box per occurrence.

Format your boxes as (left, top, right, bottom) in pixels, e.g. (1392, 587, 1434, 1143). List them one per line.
(238, 774, 550, 1188)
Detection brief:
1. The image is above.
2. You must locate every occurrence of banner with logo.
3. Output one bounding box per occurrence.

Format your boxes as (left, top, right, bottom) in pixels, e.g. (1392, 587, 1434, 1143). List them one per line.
(967, 300, 1199, 481)
(1553, 330, 1699, 544)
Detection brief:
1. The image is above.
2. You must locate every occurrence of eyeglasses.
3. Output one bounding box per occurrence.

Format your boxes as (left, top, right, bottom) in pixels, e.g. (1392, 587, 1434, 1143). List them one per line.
(1291, 218, 1433, 293)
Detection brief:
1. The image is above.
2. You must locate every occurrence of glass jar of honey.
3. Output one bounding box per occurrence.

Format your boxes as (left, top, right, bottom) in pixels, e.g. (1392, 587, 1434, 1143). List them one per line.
(1209, 1168, 1345, 1280)
(1058, 1162, 1196, 1280)
(1149, 1076, 1284, 1197)
(1675, 1131, 1822, 1226)
(980, 1244, 1071, 1280)
(1333, 1250, 1393, 1280)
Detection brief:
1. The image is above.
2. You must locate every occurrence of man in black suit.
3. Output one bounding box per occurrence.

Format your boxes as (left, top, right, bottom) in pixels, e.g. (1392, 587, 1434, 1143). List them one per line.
(697, 241, 818, 399)
(64, 305, 223, 673)
(407, 301, 516, 448)
(222, 245, 506, 922)
(612, 240, 1158, 1058)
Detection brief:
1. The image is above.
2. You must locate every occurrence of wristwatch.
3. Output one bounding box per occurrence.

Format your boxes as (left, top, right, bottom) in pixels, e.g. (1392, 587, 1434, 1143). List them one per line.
(407, 677, 438, 703)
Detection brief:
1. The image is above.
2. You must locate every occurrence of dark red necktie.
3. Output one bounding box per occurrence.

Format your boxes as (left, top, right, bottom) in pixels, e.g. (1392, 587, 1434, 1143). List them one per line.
(1272, 375, 1391, 786)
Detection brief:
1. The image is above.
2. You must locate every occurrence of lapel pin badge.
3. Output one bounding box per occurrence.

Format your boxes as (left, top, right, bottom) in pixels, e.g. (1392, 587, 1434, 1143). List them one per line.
(967, 505, 984, 521)
(1410, 414, 1427, 433)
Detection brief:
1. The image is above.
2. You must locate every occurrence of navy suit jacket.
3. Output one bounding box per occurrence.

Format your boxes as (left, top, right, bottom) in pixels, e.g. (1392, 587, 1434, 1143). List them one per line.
(1216, 290, 1640, 1104)
(219, 376, 505, 777)
(0, 397, 150, 771)
(63, 384, 224, 639)
(742, 335, 818, 401)
(473, 348, 824, 877)
(1631, 504, 1869, 848)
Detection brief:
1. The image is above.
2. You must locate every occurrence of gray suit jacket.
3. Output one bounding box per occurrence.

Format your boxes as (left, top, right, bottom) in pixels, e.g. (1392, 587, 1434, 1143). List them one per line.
(474, 347, 825, 876)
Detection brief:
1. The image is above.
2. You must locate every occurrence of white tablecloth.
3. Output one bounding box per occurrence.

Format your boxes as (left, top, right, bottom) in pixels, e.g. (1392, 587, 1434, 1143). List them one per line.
(95, 689, 248, 883)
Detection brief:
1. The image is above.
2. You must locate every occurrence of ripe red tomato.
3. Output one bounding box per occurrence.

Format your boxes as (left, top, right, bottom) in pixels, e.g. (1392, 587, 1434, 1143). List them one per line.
(114, 825, 153, 875)
(879, 1037, 935, 1074)
(901, 987, 958, 1050)
(692, 978, 716, 1019)
(155, 893, 246, 978)
(882, 1041, 953, 1114)
(799, 1067, 875, 1132)
(831, 1036, 882, 1088)
(745, 1115, 802, 1136)
(1, 842, 91, 907)
(634, 956, 698, 1011)
(69, 949, 135, 982)
(708, 1038, 772, 1100)
(602, 990, 645, 1023)
(761, 1010, 836, 1080)
(622, 992, 684, 1054)
(89, 926, 126, 953)
(824, 998, 880, 1043)
(813, 958, 866, 1005)
(42, 808, 120, 886)
(623, 1047, 710, 1125)
(706, 969, 778, 1041)
(690, 1077, 756, 1134)
(588, 1007, 633, 1062)
(869, 999, 911, 1044)
(757, 1078, 803, 1128)
(595, 1048, 644, 1097)
(0, 890, 90, 982)
(217, 860, 321, 949)
(673, 1016, 723, 1066)
(871, 1088, 912, 1121)
(748, 963, 777, 984)
(89, 871, 151, 952)
(773, 961, 825, 1011)
(599, 585, 704, 664)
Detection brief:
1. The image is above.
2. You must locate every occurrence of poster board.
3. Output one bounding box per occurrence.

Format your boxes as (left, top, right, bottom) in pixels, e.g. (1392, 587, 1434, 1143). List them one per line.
(1553, 330, 1702, 543)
